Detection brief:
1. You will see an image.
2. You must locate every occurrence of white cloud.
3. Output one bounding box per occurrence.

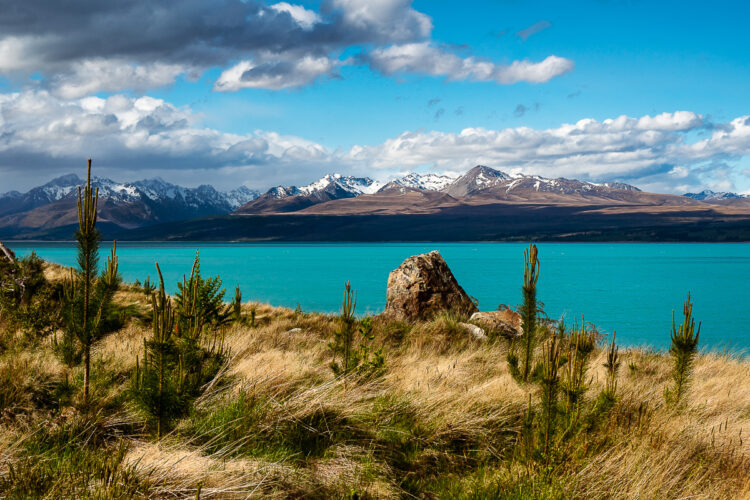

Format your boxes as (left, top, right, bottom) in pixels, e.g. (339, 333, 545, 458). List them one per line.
(3, 90, 744, 194)
(0, 90, 336, 190)
(343, 112, 750, 193)
(214, 55, 347, 91)
(50, 60, 191, 99)
(327, 0, 433, 41)
(368, 42, 574, 84)
(270, 3, 321, 30)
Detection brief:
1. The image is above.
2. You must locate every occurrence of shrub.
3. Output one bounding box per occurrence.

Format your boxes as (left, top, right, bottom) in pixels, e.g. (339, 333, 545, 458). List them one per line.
(0, 251, 61, 342)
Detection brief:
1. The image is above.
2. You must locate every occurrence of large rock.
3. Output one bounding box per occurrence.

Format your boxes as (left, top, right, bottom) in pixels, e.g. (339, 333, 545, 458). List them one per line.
(384, 251, 477, 322)
(469, 308, 523, 338)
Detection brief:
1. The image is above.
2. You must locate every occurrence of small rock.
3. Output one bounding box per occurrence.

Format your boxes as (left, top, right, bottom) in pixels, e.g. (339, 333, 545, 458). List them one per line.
(285, 328, 303, 334)
(383, 250, 478, 322)
(459, 322, 487, 341)
(469, 309, 523, 338)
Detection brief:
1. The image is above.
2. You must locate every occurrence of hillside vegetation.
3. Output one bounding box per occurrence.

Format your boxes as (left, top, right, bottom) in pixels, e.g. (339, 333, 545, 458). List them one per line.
(0, 166, 747, 499)
(0, 257, 748, 498)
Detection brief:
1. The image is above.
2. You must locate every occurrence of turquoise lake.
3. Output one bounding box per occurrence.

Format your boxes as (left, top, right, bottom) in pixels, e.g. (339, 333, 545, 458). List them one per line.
(7, 242, 750, 352)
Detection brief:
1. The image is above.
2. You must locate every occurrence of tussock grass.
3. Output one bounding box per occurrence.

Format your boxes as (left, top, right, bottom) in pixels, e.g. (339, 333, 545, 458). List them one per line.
(0, 289, 748, 498)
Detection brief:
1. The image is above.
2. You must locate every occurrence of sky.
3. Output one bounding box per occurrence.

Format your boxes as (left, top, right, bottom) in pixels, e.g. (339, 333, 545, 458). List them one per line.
(1, 0, 749, 195)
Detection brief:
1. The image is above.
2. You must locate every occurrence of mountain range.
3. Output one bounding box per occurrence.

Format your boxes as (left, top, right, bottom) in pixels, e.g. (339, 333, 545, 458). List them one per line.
(0, 174, 259, 235)
(1, 166, 749, 241)
(234, 165, 717, 215)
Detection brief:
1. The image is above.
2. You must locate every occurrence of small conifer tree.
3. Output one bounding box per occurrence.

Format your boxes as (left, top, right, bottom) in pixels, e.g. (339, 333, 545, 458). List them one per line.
(603, 332, 620, 398)
(666, 292, 701, 406)
(508, 243, 543, 383)
(176, 251, 229, 329)
(60, 159, 120, 406)
(561, 318, 597, 424)
(133, 263, 184, 437)
(330, 281, 358, 379)
(133, 260, 227, 437)
(539, 330, 562, 457)
(232, 285, 242, 323)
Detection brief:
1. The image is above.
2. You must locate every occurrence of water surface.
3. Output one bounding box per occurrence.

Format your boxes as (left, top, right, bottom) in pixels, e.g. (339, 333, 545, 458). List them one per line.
(9, 242, 749, 351)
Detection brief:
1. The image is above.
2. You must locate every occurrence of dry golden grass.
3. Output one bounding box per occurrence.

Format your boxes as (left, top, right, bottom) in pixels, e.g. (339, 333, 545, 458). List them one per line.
(0, 295, 748, 498)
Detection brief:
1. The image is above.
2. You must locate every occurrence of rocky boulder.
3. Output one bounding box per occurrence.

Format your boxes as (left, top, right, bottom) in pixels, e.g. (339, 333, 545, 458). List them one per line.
(469, 308, 523, 338)
(383, 251, 477, 322)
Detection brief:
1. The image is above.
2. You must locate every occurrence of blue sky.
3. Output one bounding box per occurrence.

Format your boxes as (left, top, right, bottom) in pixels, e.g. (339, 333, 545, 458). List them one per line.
(1, 0, 749, 194)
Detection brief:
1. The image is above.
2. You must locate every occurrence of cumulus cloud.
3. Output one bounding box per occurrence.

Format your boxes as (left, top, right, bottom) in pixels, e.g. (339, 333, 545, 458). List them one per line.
(215, 55, 347, 91)
(50, 60, 192, 99)
(0, 90, 335, 190)
(270, 2, 321, 30)
(343, 111, 750, 193)
(325, 0, 432, 42)
(0, 0, 573, 94)
(3, 90, 742, 194)
(367, 43, 574, 84)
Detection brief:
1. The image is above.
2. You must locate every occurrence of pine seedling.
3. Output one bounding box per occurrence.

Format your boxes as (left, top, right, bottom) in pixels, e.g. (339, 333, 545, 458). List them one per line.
(176, 251, 230, 331)
(232, 285, 242, 323)
(561, 318, 597, 423)
(603, 332, 620, 398)
(539, 329, 562, 457)
(174, 253, 228, 398)
(329, 281, 358, 381)
(133, 263, 183, 438)
(520, 393, 535, 462)
(176, 260, 208, 395)
(521, 244, 540, 382)
(356, 316, 385, 375)
(250, 304, 257, 328)
(60, 159, 120, 406)
(508, 243, 542, 383)
(142, 275, 156, 296)
(587, 332, 621, 429)
(665, 292, 701, 406)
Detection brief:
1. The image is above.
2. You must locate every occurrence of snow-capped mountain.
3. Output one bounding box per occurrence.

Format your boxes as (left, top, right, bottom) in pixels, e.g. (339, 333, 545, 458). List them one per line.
(237, 174, 383, 213)
(235, 166, 652, 215)
(683, 190, 749, 201)
(0, 174, 260, 230)
(444, 166, 642, 200)
(443, 166, 513, 197)
(387, 172, 460, 192)
(266, 174, 382, 199)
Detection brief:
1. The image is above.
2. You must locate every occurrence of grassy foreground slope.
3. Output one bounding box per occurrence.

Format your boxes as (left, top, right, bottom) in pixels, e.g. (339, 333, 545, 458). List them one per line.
(0, 263, 748, 499)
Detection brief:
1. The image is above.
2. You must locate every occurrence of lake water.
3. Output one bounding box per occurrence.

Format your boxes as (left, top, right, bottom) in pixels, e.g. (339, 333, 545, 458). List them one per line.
(7, 242, 750, 352)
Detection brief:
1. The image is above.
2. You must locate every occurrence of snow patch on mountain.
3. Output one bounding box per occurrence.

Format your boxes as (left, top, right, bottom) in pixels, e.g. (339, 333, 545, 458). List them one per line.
(390, 172, 460, 191)
(267, 174, 383, 199)
(683, 189, 748, 201)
